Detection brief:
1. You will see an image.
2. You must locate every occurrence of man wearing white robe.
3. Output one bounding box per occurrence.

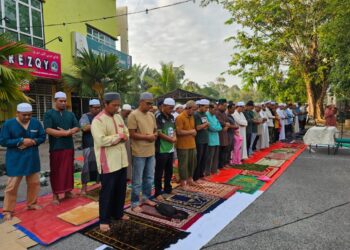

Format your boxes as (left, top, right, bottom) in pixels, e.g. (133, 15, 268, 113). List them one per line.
(259, 104, 270, 149)
(276, 103, 286, 141)
(233, 102, 248, 159)
(265, 101, 275, 143)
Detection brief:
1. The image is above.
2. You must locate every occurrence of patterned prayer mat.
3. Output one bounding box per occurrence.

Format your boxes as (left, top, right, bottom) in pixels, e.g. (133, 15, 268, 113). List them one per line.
(178, 180, 240, 199)
(125, 204, 201, 230)
(271, 148, 298, 153)
(85, 186, 132, 207)
(256, 158, 285, 167)
(83, 214, 189, 250)
(226, 175, 264, 194)
(241, 167, 279, 178)
(282, 143, 305, 149)
(160, 189, 223, 213)
(265, 152, 295, 160)
(229, 163, 269, 172)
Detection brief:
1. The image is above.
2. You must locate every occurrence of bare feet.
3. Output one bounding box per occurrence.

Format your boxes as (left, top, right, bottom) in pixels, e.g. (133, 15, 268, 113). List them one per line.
(100, 224, 110, 232)
(52, 194, 60, 205)
(3, 212, 12, 221)
(27, 204, 42, 210)
(120, 214, 130, 221)
(132, 206, 143, 213)
(155, 195, 165, 201)
(64, 191, 75, 199)
(80, 185, 87, 195)
(144, 199, 156, 207)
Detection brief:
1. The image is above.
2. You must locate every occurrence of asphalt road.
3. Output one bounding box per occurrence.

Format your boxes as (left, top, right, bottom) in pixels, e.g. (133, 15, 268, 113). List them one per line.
(1, 145, 349, 250)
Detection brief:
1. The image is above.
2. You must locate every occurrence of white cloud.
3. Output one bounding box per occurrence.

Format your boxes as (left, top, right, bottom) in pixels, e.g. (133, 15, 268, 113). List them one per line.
(119, 0, 242, 86)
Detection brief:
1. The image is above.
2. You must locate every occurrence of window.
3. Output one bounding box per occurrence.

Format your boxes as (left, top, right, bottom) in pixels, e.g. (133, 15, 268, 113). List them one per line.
(0, 0, 44, 47)
(87, 26, 116, 49)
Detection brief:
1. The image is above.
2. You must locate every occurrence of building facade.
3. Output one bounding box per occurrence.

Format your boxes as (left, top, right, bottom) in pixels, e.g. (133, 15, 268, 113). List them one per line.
(0, 0, 130, 122)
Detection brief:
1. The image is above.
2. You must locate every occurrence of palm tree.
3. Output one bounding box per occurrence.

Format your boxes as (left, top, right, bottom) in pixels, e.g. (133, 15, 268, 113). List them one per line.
(63, 49, 129, 102)
(147, 62, 185, 96)
(0, 33, 32, 110)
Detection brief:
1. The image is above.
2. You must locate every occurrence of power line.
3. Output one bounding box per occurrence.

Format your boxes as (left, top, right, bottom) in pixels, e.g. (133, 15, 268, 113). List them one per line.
(3, 0, 194, 30)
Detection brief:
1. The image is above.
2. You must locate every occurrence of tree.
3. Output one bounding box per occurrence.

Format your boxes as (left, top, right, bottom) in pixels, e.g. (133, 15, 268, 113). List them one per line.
(147, 62, 185, 96)
(202, 0, 332, 120)
(0, 33, 32, 110)
(63, 49, 129, 102)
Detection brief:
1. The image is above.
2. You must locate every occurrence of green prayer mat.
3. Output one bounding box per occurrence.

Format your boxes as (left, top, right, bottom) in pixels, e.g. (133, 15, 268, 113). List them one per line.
(74, 172, 96, 189)
(271, 148, 298, 153)
(226, 175, 264, 194)
(229, 163, 269, 172)
(84, 214, 189, 250)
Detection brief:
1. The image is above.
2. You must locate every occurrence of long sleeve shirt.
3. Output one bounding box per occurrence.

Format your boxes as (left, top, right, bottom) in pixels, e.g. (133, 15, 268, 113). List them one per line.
(206, 111, 222, 146)
(0, 118, 46, 176)
(91, 111, 129, 174)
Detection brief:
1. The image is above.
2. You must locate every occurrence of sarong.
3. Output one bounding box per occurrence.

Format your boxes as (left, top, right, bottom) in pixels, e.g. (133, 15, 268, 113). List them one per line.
(50, 149, 74, 194)
(231, 134, 243, 165)
(81, 147, 99, 184)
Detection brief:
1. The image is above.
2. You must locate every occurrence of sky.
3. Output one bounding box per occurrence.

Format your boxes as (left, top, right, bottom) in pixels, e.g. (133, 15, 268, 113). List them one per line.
(118, 0, 242, 86)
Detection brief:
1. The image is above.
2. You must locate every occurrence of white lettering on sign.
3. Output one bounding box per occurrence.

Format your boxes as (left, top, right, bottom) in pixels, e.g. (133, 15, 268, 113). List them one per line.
(18, 55, 24, 66)
(27, 56, 33, 67)
(43, 60, 49, 70)
(8, 55, 14, 64)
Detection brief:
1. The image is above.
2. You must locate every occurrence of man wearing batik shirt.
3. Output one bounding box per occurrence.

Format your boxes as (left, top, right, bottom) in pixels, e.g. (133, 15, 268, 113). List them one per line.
(0, 103, 46, 221)
(91, 92, 130, 232)
(44, 91, 80, 204)
(193, 99, 210, 181)
(154, 98, 177, 200)
(79, 99, 101, 195)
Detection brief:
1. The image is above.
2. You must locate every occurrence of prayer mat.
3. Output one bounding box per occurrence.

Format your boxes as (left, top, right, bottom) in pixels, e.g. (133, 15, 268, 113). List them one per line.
(85, 185, 132, 208)
(256, 158, 285, 168)
(74, 172, 96, 189)
(125, 204, 201, 230)
(178, 180, 240, 199)
(226, 175, 264, 194)
(229, 163, 269, 172)
(207, 168, 242, 183)
(241, 167, 279, 178)
(282, 143, 305, 149)
(0, 191, 98, 245)
(271, 148, 298, 153)
(160, 189, 223, 213)
(83, 214, 189, 250)
(57, 202, 99, 226)
(265, 152, 295, 160)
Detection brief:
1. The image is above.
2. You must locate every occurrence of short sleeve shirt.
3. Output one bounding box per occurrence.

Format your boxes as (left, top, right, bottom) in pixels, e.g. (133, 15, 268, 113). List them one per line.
(194, 111, 209, 144)
(127, 109, 157, 157)
(175, 112, 196, 149)
(156, 112, 176, 153)
(43, 109, 79, 152)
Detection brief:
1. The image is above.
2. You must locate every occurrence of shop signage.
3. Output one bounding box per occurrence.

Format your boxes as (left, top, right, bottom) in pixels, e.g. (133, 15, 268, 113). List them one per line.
(7, 46, 61, 79)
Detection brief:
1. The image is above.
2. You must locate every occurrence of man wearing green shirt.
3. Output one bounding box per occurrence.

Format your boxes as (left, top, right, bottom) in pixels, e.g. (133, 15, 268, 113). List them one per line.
(44, 91, 80, 204)
(154, 98, 176, 200)
(193, 99, 210, 181)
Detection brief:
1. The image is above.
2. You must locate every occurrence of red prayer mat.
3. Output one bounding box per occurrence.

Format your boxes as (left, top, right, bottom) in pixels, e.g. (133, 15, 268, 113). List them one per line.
(0, 189, 98, 245)
(207, 168, 242, 183)
(241, 166, 279, 178)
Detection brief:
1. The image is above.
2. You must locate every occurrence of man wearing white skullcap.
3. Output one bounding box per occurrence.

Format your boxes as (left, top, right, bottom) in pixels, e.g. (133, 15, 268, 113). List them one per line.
(0, 103, 46, 220)
(276, 103, 286, 141)
(173, 104, 184, 119)
(120, 103, 133, 180)
(43, 91, 80, 204)
(154, 97, 177, 200)
(232, 101, 248, 160)
(78, 99, 101, 195)
(193, 99, 210, 181)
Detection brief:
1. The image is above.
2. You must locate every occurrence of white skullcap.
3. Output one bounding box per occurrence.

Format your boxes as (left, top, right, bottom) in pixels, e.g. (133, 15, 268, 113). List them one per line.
(89, 99, 100, 106)
(199, 99, 210, 105)
(17, 103, 32, 112)
(236, 101, 245, 107)
(122, 104, 132, 111)
(54, 91, 67, 99)
(163, 98, 175, 106)
(175, 104, 183, 110)
(270, 101, 276, 105)
(255, 103, 262, 107)
(195, 100, 201, 105)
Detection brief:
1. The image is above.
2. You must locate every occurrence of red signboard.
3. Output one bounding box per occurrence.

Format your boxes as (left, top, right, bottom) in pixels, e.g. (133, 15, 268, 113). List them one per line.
(7, 45, 61, 79)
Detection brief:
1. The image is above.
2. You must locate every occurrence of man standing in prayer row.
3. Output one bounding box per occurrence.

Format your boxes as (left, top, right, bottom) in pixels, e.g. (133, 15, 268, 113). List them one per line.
(154, 98, 177, 200)
(173, 104, 184, 119)
(176, 100, 197, 188)
(216, 99, 230, 169)
(265, 101, 275, 143)
(128, 92, 158, 212)
(194, 99, 210, 181)
(0, 103, 46, 221)
(285, 104, 294, 139)
(121, 104, 133, 180)
(233, 102, 248, 160)
(205, 103, 222, 176)
(91, 92, 130, 232)
(44, 92, 80, 204)
(259, 104, 270, 149)
(244, 101, 257, 156)
(276, 103, 286, 141)
(79, 99, 101, 195)
(226, 102, 237, 164)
